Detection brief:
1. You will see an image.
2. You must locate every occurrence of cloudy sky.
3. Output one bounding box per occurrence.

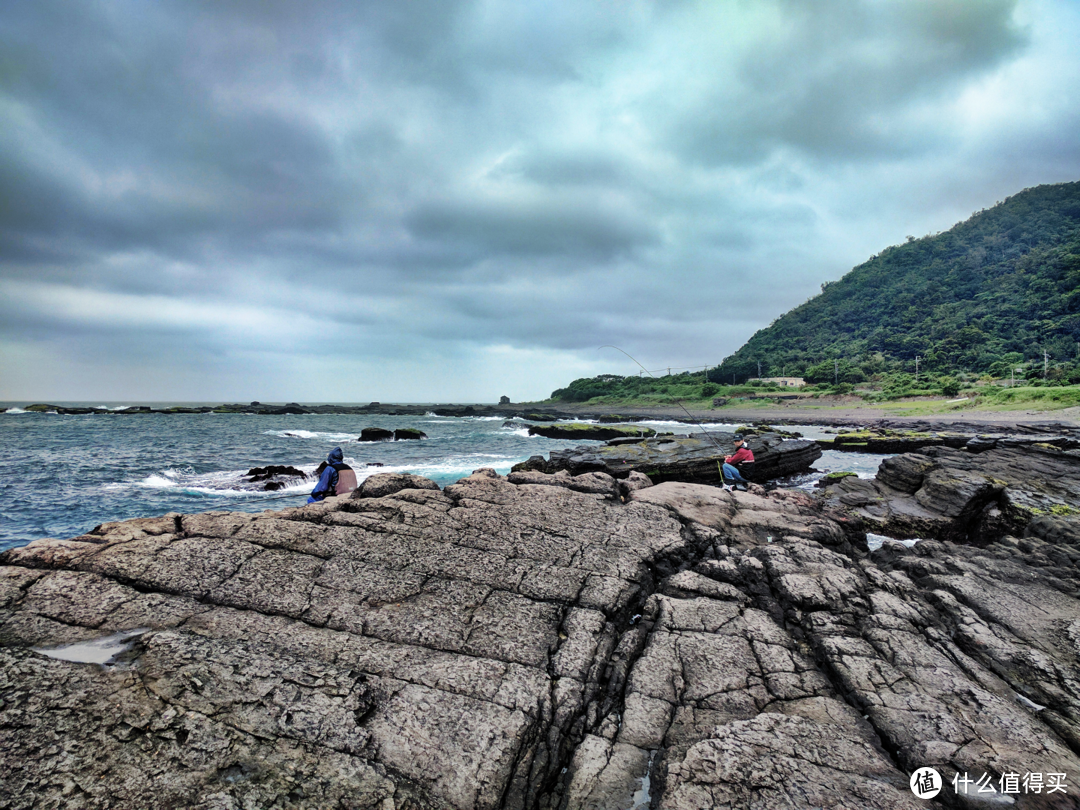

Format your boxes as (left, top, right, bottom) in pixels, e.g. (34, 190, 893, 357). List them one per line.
(2, 0, 1079, 403)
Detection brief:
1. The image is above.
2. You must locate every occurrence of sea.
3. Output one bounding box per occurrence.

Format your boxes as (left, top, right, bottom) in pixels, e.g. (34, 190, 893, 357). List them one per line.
(0, 403, 890, 554)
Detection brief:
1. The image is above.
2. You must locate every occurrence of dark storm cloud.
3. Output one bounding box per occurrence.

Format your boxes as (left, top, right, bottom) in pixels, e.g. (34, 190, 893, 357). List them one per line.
(405, 196, 660, 262)
(0, 1, 352, 268)
(1, 0, 1078, 401)
(666, 0, 1029, 165)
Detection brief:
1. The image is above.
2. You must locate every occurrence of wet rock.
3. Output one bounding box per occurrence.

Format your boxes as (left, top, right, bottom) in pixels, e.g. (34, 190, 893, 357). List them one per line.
(520, 412, 559, 422)
(393, 428, 427, 440)
(246, 464, 307, 483)
(358, 427, 394, 442)
(514, 431, 821, 485)
(527, 422, 656, 441)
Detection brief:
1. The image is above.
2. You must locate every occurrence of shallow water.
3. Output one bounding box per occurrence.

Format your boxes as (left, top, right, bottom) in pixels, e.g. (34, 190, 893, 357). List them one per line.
(32, 628, 147, 665)
(0, 407, 895, 552)
(0, 406, 618, 551)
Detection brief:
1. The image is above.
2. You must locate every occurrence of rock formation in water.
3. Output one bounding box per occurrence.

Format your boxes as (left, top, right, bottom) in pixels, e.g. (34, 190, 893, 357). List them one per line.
(527, 423, 657, 441)
(358, 427, 395, 442)
(1, 469, 1078, 809)
(245, 465, 309, 492)
(515, 431, 822, 485)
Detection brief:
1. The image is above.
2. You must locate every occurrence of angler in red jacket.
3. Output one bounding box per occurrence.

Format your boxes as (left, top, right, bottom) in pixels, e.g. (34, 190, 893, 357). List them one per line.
(722, 437, 754, 491)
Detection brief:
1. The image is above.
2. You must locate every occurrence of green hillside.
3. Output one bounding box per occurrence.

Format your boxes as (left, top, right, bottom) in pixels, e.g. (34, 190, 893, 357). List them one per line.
(714, 180, 1080, 385)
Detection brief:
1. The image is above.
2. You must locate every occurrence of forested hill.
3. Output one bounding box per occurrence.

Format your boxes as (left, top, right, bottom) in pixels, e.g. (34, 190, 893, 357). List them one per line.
(715, 180, 1080, 384)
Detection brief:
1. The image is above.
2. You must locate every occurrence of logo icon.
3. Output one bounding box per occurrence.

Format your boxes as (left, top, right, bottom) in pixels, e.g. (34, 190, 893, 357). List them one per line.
(910, 767, 942, 799)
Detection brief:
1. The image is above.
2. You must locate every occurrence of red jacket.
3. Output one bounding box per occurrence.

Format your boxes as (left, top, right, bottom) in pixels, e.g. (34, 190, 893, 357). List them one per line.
(725, 446, 754, 465)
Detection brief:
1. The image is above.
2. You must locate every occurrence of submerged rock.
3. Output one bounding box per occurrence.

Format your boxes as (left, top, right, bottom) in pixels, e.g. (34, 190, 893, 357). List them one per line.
(1, 468, 1078, 809)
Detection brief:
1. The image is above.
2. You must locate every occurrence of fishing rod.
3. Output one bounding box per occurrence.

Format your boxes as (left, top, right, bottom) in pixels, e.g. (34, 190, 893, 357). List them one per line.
(598, 346, 732, 461)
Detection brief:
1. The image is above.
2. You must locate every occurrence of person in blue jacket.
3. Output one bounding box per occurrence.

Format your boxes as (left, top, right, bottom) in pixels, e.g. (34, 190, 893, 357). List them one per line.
(307, 447, 357, 503)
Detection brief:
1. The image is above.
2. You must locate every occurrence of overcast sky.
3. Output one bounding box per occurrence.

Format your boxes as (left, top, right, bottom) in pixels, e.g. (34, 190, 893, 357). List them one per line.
(2, 0, 1079, 403)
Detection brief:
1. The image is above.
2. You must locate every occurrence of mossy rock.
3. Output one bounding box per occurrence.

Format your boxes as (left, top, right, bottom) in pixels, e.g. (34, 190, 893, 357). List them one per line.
(520, 413, 557, 422)
(816, 471, 859, 488)
(528, 423, 656, 441)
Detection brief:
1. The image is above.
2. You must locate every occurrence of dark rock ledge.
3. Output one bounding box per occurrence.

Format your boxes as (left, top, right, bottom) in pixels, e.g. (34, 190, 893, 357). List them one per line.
(0, 470, 1078, 809)
(819, 443, 1080, 546)
(819, 425, 1080, 455)
(514, 430, 822, 485)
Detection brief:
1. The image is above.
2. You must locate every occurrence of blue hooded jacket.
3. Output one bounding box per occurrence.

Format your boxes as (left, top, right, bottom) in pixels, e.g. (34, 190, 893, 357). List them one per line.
(307, 447, 344, 503)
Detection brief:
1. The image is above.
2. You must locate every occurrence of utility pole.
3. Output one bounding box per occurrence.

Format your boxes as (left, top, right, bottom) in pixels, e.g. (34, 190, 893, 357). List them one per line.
(757, 361, 762, 378)
(1044, 350, 1049, 379)
(915, 356, 920, 382)
(834, 359, 839, 386)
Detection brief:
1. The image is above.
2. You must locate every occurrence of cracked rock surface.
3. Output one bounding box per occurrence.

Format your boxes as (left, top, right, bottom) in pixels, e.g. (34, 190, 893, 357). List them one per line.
(1, 469, 1079, 809)
(819, 444, 1080, 546)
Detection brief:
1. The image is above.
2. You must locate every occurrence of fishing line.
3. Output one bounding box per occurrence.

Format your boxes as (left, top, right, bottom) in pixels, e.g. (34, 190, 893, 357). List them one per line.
(598, 345, 729, 457)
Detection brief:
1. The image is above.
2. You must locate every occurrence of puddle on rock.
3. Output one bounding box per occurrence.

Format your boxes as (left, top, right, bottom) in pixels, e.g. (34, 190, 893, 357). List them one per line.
(626, 750, 657, 810)
(867, 533, 922, 552)
(32, 628, 149, 665)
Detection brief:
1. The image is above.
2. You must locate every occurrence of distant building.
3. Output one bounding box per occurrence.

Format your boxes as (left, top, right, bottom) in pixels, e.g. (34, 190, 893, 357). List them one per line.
(751, 377, 806, 387)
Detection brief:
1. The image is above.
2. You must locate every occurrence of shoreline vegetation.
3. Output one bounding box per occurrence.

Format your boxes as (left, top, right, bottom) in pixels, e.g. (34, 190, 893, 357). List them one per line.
(541, 369, 1080, 425)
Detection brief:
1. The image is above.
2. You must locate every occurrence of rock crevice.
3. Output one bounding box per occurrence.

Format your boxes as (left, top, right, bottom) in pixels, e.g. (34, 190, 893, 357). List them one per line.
(2, 468, 1079, 809)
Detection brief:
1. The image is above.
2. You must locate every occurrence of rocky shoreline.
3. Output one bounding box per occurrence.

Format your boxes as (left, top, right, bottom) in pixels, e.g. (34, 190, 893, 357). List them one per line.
(3, 452, 1080, 808)
(514, 430, 822, 486)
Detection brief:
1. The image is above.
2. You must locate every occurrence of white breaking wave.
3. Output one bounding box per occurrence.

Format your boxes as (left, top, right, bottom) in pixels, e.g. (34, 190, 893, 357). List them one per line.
(636, 420, 736, 430)
(106, 463, 323, 497)
(500, 427, 532, 437)
(4, 408, 26, 414)
(264, 429, 357, 442)
(358, 452, 521, 482)
(136, 474, 181, 489)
